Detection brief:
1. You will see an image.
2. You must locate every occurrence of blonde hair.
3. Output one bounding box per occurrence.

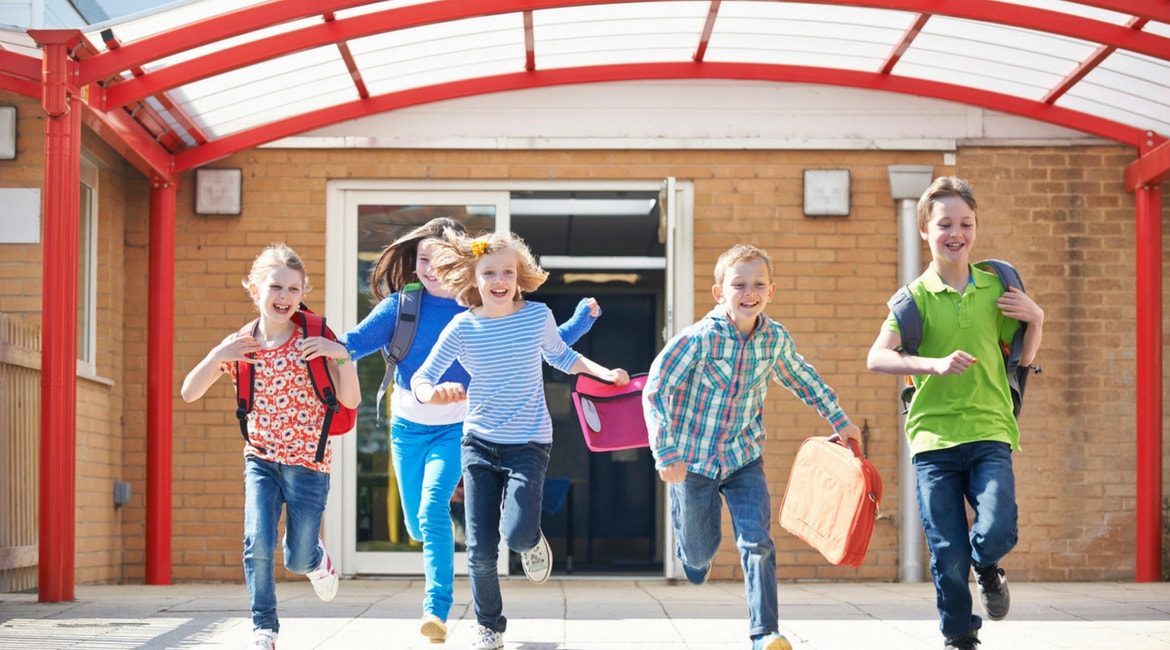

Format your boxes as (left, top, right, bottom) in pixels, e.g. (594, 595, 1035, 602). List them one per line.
(713, 244, 774, 284)
(917, 176, 978, 230)
(428, 231, 548, 307)
(241, 243, 310, 302)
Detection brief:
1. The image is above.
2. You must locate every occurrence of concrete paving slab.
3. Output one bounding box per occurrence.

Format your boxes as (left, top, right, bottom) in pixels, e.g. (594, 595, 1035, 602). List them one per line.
(1, 579, 1168, 649)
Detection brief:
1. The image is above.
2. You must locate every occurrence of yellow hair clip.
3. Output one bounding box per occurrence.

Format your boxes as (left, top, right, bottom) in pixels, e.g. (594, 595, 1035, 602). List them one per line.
(471, 240, 489, 257)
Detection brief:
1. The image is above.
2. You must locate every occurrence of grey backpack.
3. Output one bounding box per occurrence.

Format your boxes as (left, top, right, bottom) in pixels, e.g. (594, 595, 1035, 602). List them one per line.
(375, 282, 422, 427)
(887, 259, 1039, 418)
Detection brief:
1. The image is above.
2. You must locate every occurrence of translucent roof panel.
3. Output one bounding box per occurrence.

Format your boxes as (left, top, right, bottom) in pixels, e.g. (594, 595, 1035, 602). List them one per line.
(351, 13, 526, 95)
(533, 2, 707, 69)
(897, 17, 1098, 100)
(83, 0, 271, 45)
(992, 0, 1136, 26)
(1061, 51, 1170, 135)
(0, 26, 39, 57)
(169, 45, 355, 136)
(334, 0, 437, 20)
(705, 2, 913, 71)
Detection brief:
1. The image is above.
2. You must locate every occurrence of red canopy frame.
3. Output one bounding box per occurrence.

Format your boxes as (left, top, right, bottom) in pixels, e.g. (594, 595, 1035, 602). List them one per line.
(7, 0, 1166, 601)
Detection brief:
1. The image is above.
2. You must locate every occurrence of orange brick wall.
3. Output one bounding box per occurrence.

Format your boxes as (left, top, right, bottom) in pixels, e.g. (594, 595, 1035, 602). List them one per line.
(0, 91, 134, 585)
(2, 103, 1167, 585)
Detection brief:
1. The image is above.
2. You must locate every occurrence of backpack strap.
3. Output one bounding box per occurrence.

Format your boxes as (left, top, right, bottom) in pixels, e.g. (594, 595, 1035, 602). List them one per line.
(235, 319, 263, 450)
(376, 282, 423, 428)
(975, 259, 1026, 371)
(887, 286, 922, 356)
(294, 309, 342, 463)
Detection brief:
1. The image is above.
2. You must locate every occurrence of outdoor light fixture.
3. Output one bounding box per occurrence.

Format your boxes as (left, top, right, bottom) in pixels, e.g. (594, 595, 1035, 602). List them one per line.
(194, 167, 242, 215)
(0, 105, 16, 160)
(803, 169, 851, 217)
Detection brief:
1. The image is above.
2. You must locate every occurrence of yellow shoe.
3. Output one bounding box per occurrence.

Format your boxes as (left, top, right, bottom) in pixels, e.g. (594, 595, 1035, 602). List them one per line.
(420, 614, 447, 643)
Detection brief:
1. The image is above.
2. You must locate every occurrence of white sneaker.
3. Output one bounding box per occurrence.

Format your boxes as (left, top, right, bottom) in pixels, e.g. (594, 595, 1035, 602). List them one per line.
(472, 625, 503, 649)
(419, 613, 447, 642)
(306, 539, 338, 602)
(520, 532, 552, 584)
(251, 628, 277, 649)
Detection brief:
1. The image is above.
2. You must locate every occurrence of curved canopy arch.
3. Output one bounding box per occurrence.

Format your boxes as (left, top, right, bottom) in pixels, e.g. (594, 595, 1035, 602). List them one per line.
(7, 0, 1161, 183)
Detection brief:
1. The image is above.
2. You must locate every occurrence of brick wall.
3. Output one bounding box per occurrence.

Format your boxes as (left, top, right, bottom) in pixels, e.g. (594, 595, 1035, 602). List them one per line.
(161, 146, 1156, 583)
(0, 91, 135, 585)
(1, 106, 1164, 584)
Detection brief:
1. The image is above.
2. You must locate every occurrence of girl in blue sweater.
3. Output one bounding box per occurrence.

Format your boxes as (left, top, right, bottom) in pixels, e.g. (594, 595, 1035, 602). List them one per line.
(413, 230, 627, 650)
(343, 218, 598, 644)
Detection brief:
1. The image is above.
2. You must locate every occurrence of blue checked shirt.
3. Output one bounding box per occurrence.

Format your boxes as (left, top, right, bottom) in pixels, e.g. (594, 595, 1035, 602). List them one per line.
(643, 308, 852, 479)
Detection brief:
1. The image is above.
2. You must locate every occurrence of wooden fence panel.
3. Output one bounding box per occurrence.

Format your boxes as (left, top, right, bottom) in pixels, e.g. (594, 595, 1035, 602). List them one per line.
(0, 312, 40, 593)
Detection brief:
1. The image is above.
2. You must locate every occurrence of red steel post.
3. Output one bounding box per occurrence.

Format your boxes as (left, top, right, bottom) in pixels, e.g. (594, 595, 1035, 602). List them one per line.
(1135, 181, 1164, 582)
(146, 179, 177, 584)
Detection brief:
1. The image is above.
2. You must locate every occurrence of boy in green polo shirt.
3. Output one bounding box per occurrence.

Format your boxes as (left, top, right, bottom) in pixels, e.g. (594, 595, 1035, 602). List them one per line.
(867, 176, 1044, 650)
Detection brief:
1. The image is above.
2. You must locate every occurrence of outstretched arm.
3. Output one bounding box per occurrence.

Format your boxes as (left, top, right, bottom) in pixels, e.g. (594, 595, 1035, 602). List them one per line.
(557, 297, 601, 345)
(866, 327, 977, 377)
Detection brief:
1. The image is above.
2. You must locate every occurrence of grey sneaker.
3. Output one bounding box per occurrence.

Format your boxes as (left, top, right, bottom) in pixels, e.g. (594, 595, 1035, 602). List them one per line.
(973, 563, 1010, 620)
(520, 532, 552, 584)
(944, 630, 980, 650)
(471, 625, 503, 649)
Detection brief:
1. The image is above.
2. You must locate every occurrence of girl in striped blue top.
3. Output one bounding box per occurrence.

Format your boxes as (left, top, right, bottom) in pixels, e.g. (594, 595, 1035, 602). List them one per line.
(412, 230, 628, 650)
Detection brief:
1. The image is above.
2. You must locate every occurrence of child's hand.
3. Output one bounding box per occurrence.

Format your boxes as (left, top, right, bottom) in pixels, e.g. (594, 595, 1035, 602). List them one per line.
(996, 286, 1045, 327)
(605, 368, 630, 386)
(584, 297, 600, 318)
(835, 423, 862, 447)
(213, 333, 259, 364)
(300, 336, 347, 362)
(430, 381, 467, 404)
(933, 350, 976, 376)
(658, 463, 687, 484)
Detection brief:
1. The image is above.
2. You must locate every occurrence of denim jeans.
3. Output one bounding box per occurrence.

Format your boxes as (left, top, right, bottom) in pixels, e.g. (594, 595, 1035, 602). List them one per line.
(461, 434, 550, 632)
(243, 456, 330, 633)
(914, 441, 1018, 637)
(669, 458, 777, 637)
(390, 417, 464, 621)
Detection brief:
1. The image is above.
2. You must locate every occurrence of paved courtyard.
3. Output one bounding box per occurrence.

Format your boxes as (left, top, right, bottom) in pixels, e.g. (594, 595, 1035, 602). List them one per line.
(2, 578, 1169, 649)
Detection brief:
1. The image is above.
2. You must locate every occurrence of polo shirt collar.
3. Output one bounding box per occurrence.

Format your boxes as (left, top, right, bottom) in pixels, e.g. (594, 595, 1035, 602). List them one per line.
(920, 264, 993, 294)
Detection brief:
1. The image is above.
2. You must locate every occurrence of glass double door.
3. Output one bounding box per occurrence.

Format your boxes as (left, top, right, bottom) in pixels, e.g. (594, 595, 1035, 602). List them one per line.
(335, 190, 508, 575)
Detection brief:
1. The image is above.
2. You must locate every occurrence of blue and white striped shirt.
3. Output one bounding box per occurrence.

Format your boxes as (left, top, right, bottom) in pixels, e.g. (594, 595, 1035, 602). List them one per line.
(643, 308, 852, 479)
(412, 301, 581, 444)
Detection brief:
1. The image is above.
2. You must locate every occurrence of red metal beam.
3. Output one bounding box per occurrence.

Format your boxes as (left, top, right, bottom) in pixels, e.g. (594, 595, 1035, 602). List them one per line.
(1068, 0, 1170, 22)
(174, 61, 1146, 171)
(101, 29, 208, 146)
(693, 1, 721, 63)
(0, 74, 40, 98)
(0, 48, 42, 81)
(524, 10, 536, 71)
(146, 179, 177, 586)
(324, 13, 370, 100)
(1135, 180, 1163, 582)
(30, 29, 82, 604)
(880, 13, 930, 74)
(93, 0, 1170, 110)
(1042, 16, 1148, 105)
(1126, 135, 1170, 191)
(79, 98, 176, 182)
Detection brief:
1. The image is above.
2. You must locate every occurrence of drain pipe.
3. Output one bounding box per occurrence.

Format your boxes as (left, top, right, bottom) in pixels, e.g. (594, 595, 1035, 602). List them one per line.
(887, 165, 935, 583)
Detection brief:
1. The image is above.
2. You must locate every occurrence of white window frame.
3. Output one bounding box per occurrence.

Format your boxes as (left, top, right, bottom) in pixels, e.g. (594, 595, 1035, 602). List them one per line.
(77, 154, 98, 376)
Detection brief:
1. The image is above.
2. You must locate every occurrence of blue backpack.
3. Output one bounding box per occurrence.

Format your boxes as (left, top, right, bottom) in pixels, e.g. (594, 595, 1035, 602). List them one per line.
(887, 259, 1039, 418)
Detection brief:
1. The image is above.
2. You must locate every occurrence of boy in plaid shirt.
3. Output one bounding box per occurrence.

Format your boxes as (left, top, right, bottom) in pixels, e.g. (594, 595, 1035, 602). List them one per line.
(643, 244, 861, 650)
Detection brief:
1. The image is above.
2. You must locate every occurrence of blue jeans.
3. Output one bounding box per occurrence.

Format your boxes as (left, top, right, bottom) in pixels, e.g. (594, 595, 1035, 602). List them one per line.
(243, 456, 330, 633)
(390, 417, 463, 621)
(669, 458, 777, 638)
(914, 441, 1018, 637)
(461, 434, 550, 632)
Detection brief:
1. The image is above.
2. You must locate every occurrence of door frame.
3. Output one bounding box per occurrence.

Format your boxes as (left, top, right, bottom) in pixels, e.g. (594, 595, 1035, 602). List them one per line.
(324, 179, 694, 578)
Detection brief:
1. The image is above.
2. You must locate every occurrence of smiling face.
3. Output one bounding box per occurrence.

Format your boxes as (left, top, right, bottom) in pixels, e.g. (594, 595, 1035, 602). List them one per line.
(415, 238, 452, 298)
(252, 265, 305, 325)
(474, 249, 520, 314)
(921, 194, 977, 268)
(713, 257, 776, 334)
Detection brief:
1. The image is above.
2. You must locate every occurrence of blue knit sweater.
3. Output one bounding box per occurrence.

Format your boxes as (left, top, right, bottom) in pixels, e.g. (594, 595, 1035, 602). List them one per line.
(344, 291, 597, 390)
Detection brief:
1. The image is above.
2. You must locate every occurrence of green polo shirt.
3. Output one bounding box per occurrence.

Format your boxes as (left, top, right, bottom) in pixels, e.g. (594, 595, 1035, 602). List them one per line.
(885, 265, 1021, 456)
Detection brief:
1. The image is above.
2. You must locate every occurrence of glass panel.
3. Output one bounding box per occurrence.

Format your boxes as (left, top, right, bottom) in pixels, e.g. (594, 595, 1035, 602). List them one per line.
(354, 203, 494, 555)
(77, 183, 92, 365)
(534, 2, 706, 69)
